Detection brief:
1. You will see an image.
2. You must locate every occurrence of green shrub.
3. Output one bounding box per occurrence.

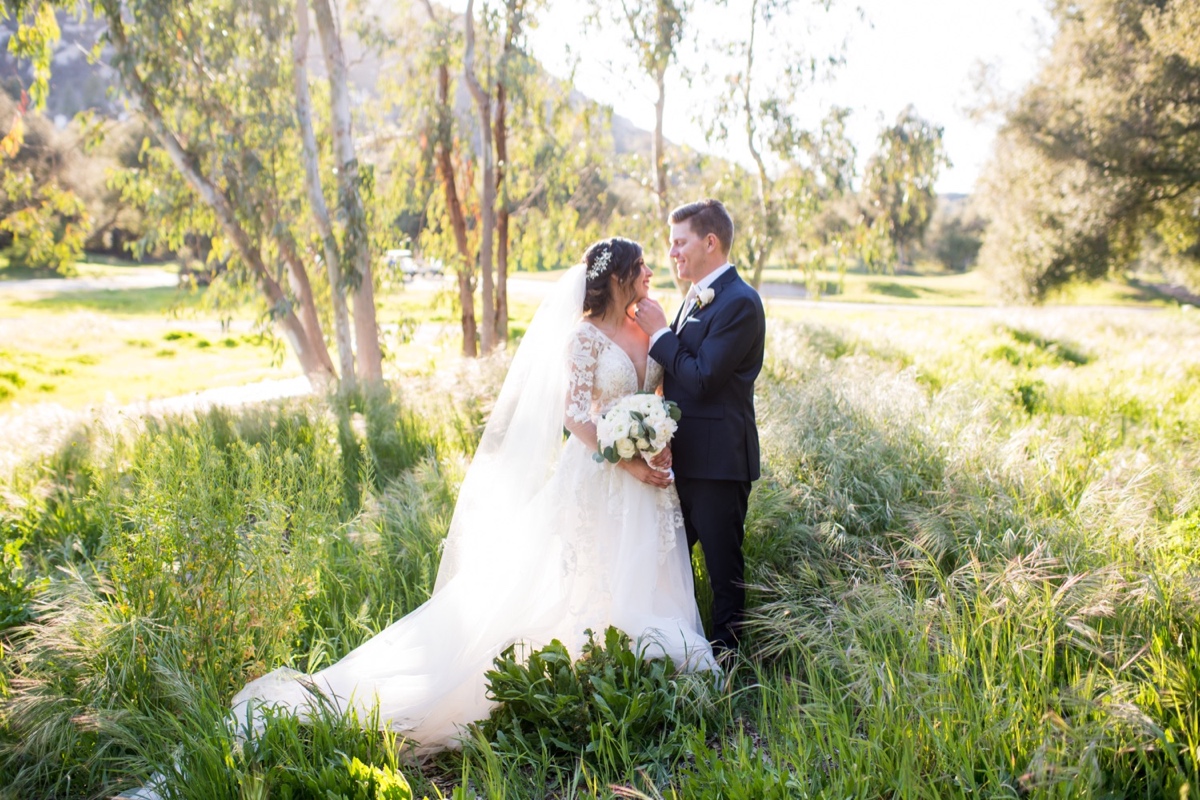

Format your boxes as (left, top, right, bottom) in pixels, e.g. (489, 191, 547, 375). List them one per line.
(475, 627, 718, 785)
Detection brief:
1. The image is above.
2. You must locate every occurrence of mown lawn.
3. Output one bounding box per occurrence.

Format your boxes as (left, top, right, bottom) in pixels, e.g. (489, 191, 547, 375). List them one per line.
(758, 264, 1179, 307)
(2, 301, 1198, 798)
(0, 285, 293, 411)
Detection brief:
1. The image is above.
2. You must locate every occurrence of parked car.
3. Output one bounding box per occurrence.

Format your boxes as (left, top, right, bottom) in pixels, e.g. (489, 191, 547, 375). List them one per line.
(384, 249, 443, 279)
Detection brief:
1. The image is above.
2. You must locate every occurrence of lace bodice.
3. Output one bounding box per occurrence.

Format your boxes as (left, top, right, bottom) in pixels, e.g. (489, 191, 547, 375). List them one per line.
(566, 322, 664, 424)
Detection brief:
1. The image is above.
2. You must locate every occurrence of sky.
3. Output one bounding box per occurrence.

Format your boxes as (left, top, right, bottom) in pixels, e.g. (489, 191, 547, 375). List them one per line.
(511, 0, 1055, 195)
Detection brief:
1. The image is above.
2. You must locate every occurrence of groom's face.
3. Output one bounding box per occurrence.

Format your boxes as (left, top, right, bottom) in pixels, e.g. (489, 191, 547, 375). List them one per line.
(668, 220, 714, 283)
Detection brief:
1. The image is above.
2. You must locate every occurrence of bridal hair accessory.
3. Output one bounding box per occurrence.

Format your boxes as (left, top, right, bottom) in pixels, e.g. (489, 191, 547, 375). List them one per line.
(586, 246, 613, 281)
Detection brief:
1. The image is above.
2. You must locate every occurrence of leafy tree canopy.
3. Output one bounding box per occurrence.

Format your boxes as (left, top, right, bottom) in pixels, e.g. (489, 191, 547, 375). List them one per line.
(979, 0, 1200, 299)
(862, 104, 950, 268)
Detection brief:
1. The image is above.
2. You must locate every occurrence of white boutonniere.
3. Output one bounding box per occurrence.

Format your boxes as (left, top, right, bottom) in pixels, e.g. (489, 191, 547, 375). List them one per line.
(676, 286, 717, 333)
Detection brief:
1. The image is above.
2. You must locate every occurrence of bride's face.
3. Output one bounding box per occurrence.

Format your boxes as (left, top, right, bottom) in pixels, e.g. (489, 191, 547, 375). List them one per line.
(614, 257, 652, 308)
(632, 258, 652, 303)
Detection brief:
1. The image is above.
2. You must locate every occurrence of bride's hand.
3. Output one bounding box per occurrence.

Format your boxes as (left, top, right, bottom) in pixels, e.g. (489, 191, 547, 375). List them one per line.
(619, 456, 673, 488)
(649, 445, 672, 471)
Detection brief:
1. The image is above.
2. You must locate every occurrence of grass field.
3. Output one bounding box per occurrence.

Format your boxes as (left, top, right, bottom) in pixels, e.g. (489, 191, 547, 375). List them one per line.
(0, 286, 292, 411)
(757, 264, 1180, 307)
(0, 254, 179, 281)
(2, 274, 1199, 798)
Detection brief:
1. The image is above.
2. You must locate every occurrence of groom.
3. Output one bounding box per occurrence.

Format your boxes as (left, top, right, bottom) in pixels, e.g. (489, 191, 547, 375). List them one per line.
(635, 199, 766, 655)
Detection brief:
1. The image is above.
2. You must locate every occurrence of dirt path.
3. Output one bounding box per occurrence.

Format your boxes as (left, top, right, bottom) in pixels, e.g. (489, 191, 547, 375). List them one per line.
(0, 376, 314, 476)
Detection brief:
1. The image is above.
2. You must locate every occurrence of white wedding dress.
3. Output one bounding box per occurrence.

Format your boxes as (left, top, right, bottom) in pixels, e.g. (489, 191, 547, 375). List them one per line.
(231, 265, 715, 754)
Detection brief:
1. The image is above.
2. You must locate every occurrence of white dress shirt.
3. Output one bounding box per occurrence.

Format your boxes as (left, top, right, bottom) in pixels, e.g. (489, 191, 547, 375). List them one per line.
(649, 263, 734, 348)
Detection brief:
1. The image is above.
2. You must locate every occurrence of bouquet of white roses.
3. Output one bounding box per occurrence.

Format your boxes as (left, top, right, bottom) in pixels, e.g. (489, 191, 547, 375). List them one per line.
(593, 392, 682, 464)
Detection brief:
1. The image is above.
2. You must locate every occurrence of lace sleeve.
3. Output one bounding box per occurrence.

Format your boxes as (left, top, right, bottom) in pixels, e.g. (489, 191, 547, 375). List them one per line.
(566, 324, 601, 424)
(647, 356, 664, 394)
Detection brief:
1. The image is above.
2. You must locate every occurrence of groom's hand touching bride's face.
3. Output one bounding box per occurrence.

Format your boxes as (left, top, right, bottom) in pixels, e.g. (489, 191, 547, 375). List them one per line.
(634, 298, 667, 335)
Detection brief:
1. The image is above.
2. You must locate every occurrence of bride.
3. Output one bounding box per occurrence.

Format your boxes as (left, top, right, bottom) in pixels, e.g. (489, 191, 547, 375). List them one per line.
(232, 237, 715, 752)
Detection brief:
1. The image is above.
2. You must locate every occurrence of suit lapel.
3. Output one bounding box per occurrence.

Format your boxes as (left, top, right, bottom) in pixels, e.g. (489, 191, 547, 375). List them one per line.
(680, 268, 740, 336)
(671, 300, 687, 333)
(713, 267, 740, 294)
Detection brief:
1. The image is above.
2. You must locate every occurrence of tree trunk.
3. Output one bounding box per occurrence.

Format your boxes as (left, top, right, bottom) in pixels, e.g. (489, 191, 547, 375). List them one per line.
(419, 0, 477, 358)
(495, 77, 509, 346)
(294, 0, 355, 390)
(268, 202, 336, 374)
(311, 0, 384, 384)
(743, 0, 771, 291)
(654, 67, 688, 296)
(464, 0, 496, 355)
(437, 110, 477, 357)
(103, 7, 334, 388)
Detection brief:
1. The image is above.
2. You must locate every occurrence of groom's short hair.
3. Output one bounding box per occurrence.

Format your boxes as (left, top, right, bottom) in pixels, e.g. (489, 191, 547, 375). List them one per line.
(669, 199, 734, 255)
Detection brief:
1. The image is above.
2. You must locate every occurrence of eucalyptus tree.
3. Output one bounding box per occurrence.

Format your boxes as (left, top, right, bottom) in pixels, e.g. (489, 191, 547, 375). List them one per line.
(979, 0, 1200, 298)
(416, 0, 479, 357)
(462, 0, 542, 352)
(464, 0, 499, 354)
(861, 105, 950, 268)
(2, 0, 394, 388)
(590, 0, 690, 292)
(307, 0, 383, 384)
(293, 0, 354, 386)
(703, 0, 849, 289)
(504, 95, 621, 271)
(490, 0, 537, 346)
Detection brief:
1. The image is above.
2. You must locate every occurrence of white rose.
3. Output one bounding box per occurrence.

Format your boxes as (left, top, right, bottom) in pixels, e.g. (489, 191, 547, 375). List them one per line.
(697, 287, 716, 307)
(637, 437, 651, 451)
(616, 439, 637, 459)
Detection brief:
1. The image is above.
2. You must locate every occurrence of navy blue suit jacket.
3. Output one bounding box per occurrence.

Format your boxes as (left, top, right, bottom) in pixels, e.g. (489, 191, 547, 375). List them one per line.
(650, 268, 765, 482)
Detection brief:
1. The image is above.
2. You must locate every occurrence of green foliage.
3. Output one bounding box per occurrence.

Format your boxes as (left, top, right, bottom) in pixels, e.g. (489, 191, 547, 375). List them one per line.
(330, 385, 440, 513)
(0, 167, 89, 273)
(0, 532, 45, 629)
(294, 458, 455, 670)
(4, 309, 1200, 797)
(862, 104, 951, 268)
(0, 405, 350, 797)
(702, 2, 852, 288)
(980, 0, 1200, 299)
(673, 725, 800, 799)
(0, 92, 96, 273)
(0, 428, 110, 627)
(727, 311, 1200, 797)
(226, 705, 414, 800)
(1, 2, 59, 112)
(924, 197, 985, 272)
(476, 626, 717, 783)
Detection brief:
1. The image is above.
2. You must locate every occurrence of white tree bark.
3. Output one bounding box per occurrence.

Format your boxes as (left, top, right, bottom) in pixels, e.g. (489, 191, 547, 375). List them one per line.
(311, 0, 384, 383)
(294, 0, 356, 390)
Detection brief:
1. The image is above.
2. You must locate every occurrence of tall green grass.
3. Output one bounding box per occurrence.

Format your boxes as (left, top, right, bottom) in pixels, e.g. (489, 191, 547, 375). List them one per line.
(2, 309, 1199, 798)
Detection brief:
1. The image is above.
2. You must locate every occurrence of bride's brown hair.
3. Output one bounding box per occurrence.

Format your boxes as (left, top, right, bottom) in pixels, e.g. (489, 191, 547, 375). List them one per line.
(582, 238, 643, 317)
